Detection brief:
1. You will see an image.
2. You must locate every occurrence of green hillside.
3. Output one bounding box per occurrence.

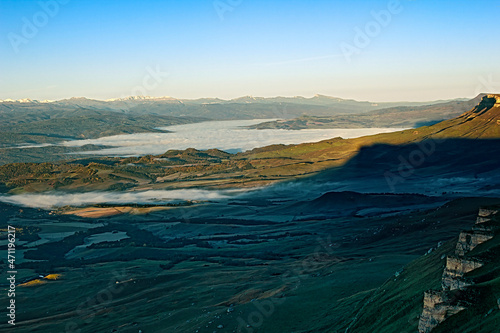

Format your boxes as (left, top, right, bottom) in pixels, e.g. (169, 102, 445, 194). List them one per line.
(342, 206, 500, 333)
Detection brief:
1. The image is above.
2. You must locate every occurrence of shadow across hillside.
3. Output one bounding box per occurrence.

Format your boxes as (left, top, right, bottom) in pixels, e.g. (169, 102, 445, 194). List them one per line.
(283, 138, 500, 196)
(413, 119, 445, 127)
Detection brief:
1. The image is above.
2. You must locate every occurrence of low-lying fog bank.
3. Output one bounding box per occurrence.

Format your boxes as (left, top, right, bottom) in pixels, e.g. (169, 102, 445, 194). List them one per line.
(0, 189, 245, 209)
(2, 119, 404, 156)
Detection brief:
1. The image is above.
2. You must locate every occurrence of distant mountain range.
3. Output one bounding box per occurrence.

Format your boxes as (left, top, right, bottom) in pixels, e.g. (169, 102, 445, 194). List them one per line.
(2, 94, 499, 194)
(0, 95, 468, 120)
(0, 94, 466, 105)
(0, 94, 479, 165)
(250, 95, 487, 130)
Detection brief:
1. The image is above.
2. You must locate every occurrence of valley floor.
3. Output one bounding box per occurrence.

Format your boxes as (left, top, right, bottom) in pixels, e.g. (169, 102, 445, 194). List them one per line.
(1, 194, 498, 333)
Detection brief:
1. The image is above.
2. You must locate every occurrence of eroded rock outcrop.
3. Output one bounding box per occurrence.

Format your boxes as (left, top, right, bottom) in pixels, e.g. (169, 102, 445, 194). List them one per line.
(486, 94, 500, 105)
(465, 94, 500, 119)
(441, 256, 483, 290)
(417, 206, 499, 332)
(476, 207, 499, 224)
(455, 230, 494, 256)
(418, 290, 467, 333)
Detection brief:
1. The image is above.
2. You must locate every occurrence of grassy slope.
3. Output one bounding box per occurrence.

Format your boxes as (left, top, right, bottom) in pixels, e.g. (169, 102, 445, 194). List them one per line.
(0, 196, 492, 333)
(343, 239, 451, 333)
(343, 203, 500, 333)
(433, 225, 500, 333)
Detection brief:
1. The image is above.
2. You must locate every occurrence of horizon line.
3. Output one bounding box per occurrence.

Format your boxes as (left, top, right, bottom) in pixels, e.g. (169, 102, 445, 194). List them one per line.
(0, 93, 488, 105)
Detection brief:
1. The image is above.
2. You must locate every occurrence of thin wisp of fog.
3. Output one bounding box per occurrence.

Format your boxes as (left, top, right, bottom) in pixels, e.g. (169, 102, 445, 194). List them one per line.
(0, 188, 244, 209)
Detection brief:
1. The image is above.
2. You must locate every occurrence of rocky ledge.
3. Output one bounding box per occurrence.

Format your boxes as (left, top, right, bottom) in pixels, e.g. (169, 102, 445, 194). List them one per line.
(486, 94, 500, 105)
(418, 290, 467, 333)
(418, 206, 499, 333)
(441, 256, 483, 290)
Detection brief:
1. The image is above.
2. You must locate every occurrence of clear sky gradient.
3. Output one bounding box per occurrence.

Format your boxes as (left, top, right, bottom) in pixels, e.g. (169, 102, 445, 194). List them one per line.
(1, 0, 499, 102)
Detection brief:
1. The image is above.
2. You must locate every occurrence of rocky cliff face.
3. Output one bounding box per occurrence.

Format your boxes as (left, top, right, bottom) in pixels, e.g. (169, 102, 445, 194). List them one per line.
(486, 94, 500, 105)
(463, 94, 500, 119)
(418, 290, 466, 333)
(418, 206, 499, 333)
(455, 230, 494, 256)
(476, 207, 499, 224)
(441, 256, 483, 290)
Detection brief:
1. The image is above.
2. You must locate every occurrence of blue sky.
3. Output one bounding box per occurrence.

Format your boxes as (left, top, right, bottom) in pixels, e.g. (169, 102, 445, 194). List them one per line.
(1, 0, 499, 101)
